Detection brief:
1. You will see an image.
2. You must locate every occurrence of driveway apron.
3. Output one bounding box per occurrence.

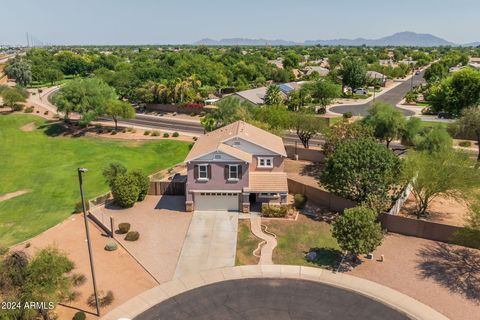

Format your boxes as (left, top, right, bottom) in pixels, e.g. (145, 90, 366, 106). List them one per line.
(174, 211, 238, 278)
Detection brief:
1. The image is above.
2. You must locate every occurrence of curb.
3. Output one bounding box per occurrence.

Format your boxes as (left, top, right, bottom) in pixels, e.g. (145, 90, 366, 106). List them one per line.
(101, 265, 449, 320)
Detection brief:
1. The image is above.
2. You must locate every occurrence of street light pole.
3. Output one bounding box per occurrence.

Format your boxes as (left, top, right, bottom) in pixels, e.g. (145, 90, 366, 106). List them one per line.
(78, 168, 101, 317)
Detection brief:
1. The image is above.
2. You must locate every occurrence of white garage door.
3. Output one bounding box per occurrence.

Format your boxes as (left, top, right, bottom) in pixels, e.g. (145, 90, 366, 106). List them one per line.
(195, 192, 239, 211)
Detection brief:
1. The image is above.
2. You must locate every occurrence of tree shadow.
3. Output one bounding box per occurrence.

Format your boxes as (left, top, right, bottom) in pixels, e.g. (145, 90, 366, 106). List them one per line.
(416, 242, 480, 302)
(304, 247, 343, 270)
(299, 162, 324, 178)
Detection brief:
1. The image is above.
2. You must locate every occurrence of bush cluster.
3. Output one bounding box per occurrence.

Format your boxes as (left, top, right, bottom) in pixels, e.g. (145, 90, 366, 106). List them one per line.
(104, 163, 150, 207)
(172, 131, 179, 137)
(118, 222, 131, 234)
(458, 141, 472, 147)
(104, 242, 118, 251)
(73, 312, 86, 320)
(293, 194, 307, 209)
(24, 106, 34, 113)
(125, 231, 140, 241)
(261, 204, 288, 218)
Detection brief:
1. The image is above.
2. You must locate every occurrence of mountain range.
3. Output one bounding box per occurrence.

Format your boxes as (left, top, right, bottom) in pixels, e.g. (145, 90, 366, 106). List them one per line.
(194, 32, 478, 47)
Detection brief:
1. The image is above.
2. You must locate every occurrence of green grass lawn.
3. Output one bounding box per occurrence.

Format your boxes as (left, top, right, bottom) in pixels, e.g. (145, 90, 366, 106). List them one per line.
(264, 214, 341, 269)
(0, 114, 190, 246)
(235, 220, 260, 265)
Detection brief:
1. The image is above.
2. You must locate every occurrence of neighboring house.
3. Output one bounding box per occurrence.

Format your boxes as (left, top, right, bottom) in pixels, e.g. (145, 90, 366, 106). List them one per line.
(268, 58, 284, 69)
(302, 66, 330, 77)
(231, 87, 269, 105)
(367, 71, 387, 86)
(184, 121, 288, 212)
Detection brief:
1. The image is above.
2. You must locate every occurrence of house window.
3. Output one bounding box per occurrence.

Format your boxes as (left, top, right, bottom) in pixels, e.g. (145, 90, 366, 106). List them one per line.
(229, 165, 239, 180)
(259, 192, 279, 198)
(233, 141, 241, 146)
(258, 157, 273, 168)
(198, 164, 208, 180)
(214, 154, 221, 160)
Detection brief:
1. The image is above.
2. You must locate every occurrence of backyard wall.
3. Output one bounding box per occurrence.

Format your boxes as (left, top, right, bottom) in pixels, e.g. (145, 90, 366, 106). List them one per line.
(287, 178, 356, 212)
(378, 213, 462, 243)
(284, 145, 325, 162)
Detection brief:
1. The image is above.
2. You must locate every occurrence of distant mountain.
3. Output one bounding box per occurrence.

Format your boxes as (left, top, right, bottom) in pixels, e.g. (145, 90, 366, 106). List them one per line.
(463, 42, 480, 47)
(194, 38, 299, 46)
(194, 32, 470, 47)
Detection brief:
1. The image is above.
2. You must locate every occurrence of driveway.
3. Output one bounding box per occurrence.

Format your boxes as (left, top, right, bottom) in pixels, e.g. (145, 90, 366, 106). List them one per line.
(330, 71, 426, 116)
(174, 211, 238, 278)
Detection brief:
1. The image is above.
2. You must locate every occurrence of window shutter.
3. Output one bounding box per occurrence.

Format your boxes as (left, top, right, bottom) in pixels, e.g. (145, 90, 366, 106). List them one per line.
(194, 165, 198, 179)
(224, 165, 229, 180)
(207, 165, 212, 179)
(238, 165, 242, 179)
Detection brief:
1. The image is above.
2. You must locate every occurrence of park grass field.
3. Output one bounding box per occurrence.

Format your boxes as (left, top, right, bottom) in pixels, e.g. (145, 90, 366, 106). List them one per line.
(0, 114, 190, 246)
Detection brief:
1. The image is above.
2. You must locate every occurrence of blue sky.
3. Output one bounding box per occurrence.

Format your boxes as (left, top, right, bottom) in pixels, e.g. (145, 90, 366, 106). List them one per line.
(1, 0, 479, 45)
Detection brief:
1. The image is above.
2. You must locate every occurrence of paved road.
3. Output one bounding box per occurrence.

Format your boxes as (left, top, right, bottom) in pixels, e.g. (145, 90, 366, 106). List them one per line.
(330, 71, 426, 116)
(135, 278, 409, 320)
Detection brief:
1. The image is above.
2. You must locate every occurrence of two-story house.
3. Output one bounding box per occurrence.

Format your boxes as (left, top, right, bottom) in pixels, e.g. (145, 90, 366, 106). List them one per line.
(184, 121, 288, 212)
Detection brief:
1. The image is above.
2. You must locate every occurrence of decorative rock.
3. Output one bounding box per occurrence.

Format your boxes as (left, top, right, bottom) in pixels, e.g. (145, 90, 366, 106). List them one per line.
(305, 251, 317, 262)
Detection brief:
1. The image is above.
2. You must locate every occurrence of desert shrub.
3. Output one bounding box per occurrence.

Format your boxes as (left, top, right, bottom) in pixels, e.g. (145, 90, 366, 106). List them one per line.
(110, 130, 117, 135)
(24, 106, 34, 113)
(144, 130, 151, 135)
(87, 290, 114, 308)
(111, 174, 140, 208)
(342, 111, 353, 119)
(172, 131, 179, 137)
(458, 141, 472, 148)
(130, 170, 150, 201)
(122, 128, 127, 133)
(71, 273, 87, 287)
(73, 201, 89, 213)
(151, 131, 160, 136)
(44, 111, 48, 115)
(261, 204, 288, 218)
(118, 222, 131, 234)
(104, 242, 118, 251)
(293, 194, 307, 209)
(125, 231, 140, 241)
(193, 136, 198, 141)
(131, 129, 136, 133)
(126, 127, 133, 132)
(73, 311, 86, 320)
(163, 132, 170, 138)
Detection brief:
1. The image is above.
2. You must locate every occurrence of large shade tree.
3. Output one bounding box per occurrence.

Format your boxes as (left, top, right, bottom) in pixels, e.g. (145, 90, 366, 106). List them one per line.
(339, 58, 367, 93)
(104, 99, 135, 130)
(320, 138, 401, 202)
(5, 58, 32, 86)
(402, 149, 480, 218)
(455, 106, 480, 161)
(322, 120, 373, 157)
(429, 68, 480, 117)
(53, 77, 117, 124)
(364, 102, 406, 149)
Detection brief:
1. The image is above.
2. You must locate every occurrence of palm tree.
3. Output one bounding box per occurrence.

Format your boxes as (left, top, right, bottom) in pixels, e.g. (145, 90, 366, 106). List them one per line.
(264, 85, 283, 105)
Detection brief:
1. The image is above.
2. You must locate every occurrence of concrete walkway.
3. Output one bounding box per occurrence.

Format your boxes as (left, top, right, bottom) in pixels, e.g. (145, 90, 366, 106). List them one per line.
(101, 265, 449, 320)
(250, 214, 277, 265)
(174, 211, 238, 278)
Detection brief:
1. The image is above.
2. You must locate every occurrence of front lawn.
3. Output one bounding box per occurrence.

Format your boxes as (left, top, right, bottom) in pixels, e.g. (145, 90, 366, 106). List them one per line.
(0, 115, 190, 246)
(264, 214, 342, 268)
(235, 220, 261, 265)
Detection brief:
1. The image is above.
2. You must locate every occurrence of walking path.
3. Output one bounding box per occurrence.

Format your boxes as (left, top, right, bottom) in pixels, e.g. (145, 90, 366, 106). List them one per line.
(249, 213, 277, 265)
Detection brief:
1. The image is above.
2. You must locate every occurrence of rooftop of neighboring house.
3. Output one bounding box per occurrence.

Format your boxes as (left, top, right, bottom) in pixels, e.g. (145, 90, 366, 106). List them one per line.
(185, 120, 287, 162)
(234, 86, 268, 105)
(469, 57, 480, 63)
(367, 70, 387, 79)
(268, 58, 284, 69)
(303, 66, 330, 76)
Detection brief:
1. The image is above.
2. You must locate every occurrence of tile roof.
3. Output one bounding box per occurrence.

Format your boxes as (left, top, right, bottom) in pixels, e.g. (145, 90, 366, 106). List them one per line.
(185, 121, 287, 162)
(246, 172, 288, 192)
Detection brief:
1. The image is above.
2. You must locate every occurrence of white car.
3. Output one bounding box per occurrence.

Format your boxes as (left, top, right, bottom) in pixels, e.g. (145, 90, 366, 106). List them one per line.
(353, 88, 368, 95)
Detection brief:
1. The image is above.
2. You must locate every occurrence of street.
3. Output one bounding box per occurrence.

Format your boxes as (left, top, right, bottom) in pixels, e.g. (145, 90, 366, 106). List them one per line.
(330, 71, 426, 116)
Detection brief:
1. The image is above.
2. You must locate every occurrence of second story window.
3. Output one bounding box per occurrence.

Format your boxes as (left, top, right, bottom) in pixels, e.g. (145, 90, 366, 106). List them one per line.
(258, 157, 273, 168)
(198, 164, 208, 180)
(229, 165, 239, 180)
